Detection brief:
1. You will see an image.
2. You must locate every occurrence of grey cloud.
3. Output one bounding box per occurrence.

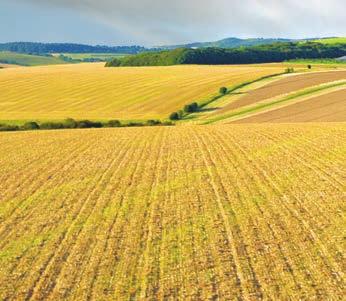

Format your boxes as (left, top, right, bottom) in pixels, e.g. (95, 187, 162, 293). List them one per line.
(14, 0, 346, 45)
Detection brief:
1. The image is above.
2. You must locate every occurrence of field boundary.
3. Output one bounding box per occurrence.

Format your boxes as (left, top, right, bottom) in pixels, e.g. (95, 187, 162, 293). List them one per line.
(181, 71, 289, 122)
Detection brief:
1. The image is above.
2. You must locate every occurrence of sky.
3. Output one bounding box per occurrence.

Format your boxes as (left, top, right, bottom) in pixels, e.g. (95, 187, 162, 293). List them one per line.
(0, 0, 345, 46)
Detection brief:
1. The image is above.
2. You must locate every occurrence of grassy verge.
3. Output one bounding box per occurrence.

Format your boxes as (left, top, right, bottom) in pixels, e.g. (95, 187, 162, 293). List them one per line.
(203, 80, 346, 124)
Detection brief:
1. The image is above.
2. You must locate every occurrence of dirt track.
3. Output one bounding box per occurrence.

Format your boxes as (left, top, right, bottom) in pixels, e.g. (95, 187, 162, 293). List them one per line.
(219, 71, 346, 114)
(234, 88, 346, 123)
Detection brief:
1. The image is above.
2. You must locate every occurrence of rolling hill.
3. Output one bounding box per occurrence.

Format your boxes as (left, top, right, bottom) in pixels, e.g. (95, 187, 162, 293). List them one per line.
(0, 51, 68, 66)
(160, 37, 294, 49)
(191, 70, 346, 124)
(106, 42, 346, 67)
(0, 48, 345, 301)
(161, 37, 346, 49)
(0, 63, 288, 123)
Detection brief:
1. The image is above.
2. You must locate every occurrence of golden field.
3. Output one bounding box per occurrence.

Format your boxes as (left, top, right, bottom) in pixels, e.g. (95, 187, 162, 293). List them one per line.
(0, 63, 294, 122)
(0, 124, 344, 300)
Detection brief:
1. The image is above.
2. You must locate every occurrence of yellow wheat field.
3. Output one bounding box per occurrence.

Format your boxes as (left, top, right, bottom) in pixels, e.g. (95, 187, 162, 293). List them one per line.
(0, 63, 289, 121)
(0, 124, 344, 300)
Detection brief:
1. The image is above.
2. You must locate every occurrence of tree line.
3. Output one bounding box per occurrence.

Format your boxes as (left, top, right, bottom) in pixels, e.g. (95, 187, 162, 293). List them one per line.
(0, 42, 151, 55)
(0, 118, 173, 132)
(106, 42, 346, 66)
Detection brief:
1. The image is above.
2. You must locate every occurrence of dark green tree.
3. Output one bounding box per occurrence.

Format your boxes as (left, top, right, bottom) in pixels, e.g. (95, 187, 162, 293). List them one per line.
(23, 121, 40, 130)
(219, 87, 228, 95)
(169, 112, 180, 120)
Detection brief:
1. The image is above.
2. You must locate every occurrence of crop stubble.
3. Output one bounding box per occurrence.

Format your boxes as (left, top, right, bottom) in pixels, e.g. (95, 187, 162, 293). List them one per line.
(0, 124, 344, 300)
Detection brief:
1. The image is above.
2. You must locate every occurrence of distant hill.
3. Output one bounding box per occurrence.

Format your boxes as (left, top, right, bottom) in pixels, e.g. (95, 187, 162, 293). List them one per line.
(106, 42, 346, 67)
(160, 37, 346, 49)
(312, 37, 346, 44)
(0, 51, 68, 66)
(0, 42, 150, 55)
(160, 37, 295, 49)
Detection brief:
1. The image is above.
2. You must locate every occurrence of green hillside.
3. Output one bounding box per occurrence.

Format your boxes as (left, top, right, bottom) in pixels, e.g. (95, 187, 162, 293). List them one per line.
(162, 37, 293, 49)
(313, 37, 346, 44)
(0, 51, 69, 66)
(106, 42, 346, 67)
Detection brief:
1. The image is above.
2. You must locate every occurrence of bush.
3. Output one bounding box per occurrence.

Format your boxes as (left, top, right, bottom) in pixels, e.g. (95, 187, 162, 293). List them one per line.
(76, 120, 103, 128)
(107, 120, 121, 127)
(184, 102, 199, 113)
(162, 121, 174, 126)
(285, 67, 294, 73)
(127, 122, 144, 127)
(64, 118, 77, 128)
(0, 124, 19, 131)
(169, 112, 180, 120)
(177, 110, 184, 119)
(307, 64, 312, 69)
(40, 122, 65, 129)
(146, 119, 161, 126)
(219, 87, 228, 95)
(22, 122, 40, 130)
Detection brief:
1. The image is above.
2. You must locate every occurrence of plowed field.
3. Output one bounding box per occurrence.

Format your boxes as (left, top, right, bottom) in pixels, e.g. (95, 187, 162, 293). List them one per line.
(234, 89, 346, 123)
(0, 124, 344, 300)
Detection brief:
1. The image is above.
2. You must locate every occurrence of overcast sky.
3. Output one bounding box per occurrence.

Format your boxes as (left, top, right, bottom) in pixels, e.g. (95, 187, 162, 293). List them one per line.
(1, 0, 345, 46)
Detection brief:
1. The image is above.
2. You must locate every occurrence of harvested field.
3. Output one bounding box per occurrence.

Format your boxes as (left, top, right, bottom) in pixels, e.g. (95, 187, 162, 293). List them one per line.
(0, 124, 344, 300)
(0, 64, 18, 68)
(234, 89, 346, 123)
(0, 63, 285, 122)
(215, 70, 346, 115)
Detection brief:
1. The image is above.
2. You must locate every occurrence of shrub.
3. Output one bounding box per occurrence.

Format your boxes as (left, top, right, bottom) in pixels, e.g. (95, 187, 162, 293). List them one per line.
(307, 64, 312, 69)
(40, 122, 65, 129)
(285, 67, 294, 73)
(23, 122, 40, 130)
(169, 112, 180, 120)
(184, 102, 199, 113)
(0, 124, 19, 131)
(64, 118, 77, 128)
(76, 120, 103, 128)
(107, 120, 121, 127)
(127, 122, 144, 127)
(146, 120, 161, 126)
(177, 110, 184, 119)
(162, 121, 174, 126)
(219, 87, 228, 95)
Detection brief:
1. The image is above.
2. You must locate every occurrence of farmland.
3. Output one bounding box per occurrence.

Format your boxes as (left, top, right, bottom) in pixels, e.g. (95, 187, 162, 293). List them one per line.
(0, 62, 290, 123)
(53, 53, 129, 60)
(0, 124, 345, 300)
(234, 89, 346, 123)
(313, 37, 346, 44)
(196, 70, 346, 124)
(0, 51, 68, 66)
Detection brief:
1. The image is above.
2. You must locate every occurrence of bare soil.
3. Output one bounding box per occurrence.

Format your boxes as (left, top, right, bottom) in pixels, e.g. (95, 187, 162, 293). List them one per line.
(234, 88, 346, 123)
(219, 71, 346, 114)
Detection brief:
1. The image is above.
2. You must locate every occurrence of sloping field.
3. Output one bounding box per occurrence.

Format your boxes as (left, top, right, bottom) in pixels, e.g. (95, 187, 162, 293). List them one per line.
(0, 63, 19, 68)
(0, 63, 290, 122)
(234, 89, 346, 123)
(0, 124, 344, 300)
(213, 71, 346, 115)
(313, 37, 346, 44)
(0, 51, 68, 66)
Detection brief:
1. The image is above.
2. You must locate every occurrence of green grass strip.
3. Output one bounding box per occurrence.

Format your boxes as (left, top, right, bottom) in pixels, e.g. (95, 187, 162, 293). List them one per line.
(180, 71, 288, 121)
